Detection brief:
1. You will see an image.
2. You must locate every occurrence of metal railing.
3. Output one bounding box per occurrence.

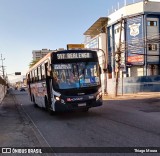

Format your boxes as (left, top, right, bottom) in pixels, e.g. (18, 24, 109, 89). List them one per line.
(107, 0, 143, 16)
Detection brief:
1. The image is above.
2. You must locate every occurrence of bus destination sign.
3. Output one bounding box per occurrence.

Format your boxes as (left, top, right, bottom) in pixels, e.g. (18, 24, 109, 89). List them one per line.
(57, 53, 92, 59)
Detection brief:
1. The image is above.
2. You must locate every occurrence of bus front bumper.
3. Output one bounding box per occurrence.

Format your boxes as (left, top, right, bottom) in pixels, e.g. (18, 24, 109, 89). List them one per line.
(55, 99, 102, 112)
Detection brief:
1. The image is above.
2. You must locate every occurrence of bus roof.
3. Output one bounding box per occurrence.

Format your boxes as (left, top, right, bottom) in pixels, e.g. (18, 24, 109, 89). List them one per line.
(27, 49, 97, 73)
(27, 52, 53, 73)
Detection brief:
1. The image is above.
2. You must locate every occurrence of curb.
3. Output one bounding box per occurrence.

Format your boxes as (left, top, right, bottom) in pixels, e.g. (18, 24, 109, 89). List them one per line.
(103, 92, 160, 100)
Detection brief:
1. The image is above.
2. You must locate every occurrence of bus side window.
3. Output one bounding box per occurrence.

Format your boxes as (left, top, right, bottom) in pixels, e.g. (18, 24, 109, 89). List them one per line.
(37, 66, 41, 81)
(41, 64, 45, 80)
(27, 73, 29, 84)
(45, 62, 49, 77)
(37, 67, 39, 81)
(36, 68, 39, 81)
(29, 73, 31, 83)
(32, 70, 35, 82)
(34, 69, 37, 82)
(38, 66, 42, 81)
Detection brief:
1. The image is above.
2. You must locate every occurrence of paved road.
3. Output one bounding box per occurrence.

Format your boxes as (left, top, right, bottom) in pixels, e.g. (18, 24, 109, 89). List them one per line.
(7, 90, 159, 155)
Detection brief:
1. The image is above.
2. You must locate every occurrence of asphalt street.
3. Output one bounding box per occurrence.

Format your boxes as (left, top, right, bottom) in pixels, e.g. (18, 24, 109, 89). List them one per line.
(0, 90, 160, 156)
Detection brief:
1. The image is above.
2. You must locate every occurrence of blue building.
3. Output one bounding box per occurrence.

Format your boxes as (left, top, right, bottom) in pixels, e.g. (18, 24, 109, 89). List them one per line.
(84, 0, 160, 95)
(105, 0, 160, 95)
(107, 0, 160, 78)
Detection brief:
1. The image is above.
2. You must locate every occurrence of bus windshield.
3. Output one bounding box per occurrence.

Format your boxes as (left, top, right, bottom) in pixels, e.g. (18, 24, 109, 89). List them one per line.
(52, 62, 100, 90)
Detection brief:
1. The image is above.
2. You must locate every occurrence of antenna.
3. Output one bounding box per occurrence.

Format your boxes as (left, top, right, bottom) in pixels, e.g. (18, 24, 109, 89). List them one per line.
(118, 2, 120, 9)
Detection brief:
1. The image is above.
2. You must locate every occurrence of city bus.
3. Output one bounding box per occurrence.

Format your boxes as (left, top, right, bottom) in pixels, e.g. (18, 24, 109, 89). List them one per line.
(26, 49, 102, 114)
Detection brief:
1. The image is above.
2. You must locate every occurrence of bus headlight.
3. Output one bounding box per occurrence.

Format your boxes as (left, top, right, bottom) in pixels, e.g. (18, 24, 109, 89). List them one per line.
(55, 96, 60, 101)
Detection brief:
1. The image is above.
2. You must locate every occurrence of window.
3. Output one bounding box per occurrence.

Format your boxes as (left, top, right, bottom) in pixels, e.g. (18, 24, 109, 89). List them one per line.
(34, 69, 37, 81)
(38, 66, 42, 81)
(32, 70, 35, 82)
(27, 73, 30, 84)
(41, 64, 45, 79)
(52, 62, 100, 89)
(114, 27, 120, 34)
(147, 21, 157, 26)
(117, 28, 120, 33)
(148, 44, 158, 51)
(29, 72, 32, 83)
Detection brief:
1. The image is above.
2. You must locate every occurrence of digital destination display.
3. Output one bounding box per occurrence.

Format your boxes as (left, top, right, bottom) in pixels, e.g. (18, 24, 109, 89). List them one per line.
(57, 53, 92, 59)
(54, 64, 72, 69)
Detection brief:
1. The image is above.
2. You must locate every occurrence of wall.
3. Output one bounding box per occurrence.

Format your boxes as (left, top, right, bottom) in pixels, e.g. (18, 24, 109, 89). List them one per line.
(0, 77, 7, 103)
(147, 17, 159, 64)
(144, 1, 160, 13)
(108, 2, 144, 26)
(107, 75, 160, 95)
(108, 1, 160, 26)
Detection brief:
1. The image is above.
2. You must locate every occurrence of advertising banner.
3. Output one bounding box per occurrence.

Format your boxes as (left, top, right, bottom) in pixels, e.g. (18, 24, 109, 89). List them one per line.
(126, 16, 144, 65)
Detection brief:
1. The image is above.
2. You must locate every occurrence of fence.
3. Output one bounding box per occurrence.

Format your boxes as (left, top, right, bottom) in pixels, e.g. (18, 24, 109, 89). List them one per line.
(107, 75, 160, 95)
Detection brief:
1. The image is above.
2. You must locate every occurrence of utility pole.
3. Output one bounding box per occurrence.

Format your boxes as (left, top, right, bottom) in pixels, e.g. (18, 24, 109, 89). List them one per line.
(0, 54, 5, 78)
(115, 18, 123, 96)
(98, 48, 108, 95)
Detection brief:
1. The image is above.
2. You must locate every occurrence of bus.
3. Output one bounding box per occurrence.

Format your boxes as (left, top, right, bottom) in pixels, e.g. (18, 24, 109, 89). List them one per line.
(26, 49, 102, 114)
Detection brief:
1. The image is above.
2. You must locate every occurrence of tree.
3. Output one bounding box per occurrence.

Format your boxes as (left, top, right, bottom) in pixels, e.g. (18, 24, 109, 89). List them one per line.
(29, 59, 40, 68)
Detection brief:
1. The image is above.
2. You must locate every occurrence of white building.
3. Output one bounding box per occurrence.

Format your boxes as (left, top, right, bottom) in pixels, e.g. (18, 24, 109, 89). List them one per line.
(32, 49, 53, 60)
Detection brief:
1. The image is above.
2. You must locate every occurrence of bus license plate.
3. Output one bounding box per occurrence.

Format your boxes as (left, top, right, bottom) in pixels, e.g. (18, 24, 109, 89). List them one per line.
(78, 103, 86, 107)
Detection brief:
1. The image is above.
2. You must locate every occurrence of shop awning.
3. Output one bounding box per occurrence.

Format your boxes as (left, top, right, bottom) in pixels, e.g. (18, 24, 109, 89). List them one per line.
(84, 17, 109, 36)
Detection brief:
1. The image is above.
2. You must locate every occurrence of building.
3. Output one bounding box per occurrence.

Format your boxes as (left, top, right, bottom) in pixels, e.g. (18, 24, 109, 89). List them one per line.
(84, 0, 160, 95)
(107, 0, 160, 78)
(32, 49, 53, 60)
(83, 17, 109, 93)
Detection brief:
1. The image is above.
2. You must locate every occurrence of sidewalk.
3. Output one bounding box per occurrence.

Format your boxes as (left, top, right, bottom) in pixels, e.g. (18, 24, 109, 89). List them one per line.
(103, 92, 160, 100)
(0, 92, 48, 152)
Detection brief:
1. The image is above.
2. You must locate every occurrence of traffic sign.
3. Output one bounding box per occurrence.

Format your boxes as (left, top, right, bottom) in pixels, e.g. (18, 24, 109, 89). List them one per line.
(67, 44, 84, 50)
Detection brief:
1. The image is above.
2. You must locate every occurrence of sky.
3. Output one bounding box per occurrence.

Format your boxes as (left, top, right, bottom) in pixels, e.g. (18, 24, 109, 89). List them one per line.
(0, 0, 140, 82)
